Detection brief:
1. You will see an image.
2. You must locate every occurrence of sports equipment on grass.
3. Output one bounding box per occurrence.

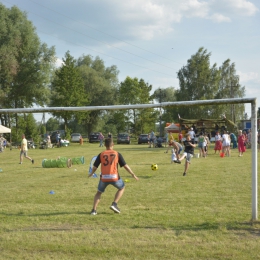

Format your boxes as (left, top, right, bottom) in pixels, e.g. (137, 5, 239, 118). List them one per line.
(42, 156, 84, 168)
(88, 156, 99, 178)
(151, 164, 158, 171)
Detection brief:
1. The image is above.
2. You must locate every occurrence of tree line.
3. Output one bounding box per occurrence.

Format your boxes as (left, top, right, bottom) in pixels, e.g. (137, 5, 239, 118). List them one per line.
(0, 4, 250, 142)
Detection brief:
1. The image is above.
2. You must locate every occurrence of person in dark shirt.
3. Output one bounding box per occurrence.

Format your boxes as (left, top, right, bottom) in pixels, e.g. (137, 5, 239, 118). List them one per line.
(178, 133, 196, 176)
(88, 138, 138, 215)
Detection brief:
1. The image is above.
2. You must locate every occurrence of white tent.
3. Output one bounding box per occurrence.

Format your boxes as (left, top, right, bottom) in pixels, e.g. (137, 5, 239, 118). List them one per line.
(165, 123, 179, 131)
(0, 125, 11, 133)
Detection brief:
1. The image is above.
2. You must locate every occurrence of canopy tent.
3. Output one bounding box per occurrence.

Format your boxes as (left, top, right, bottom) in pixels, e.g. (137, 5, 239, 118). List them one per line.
(0, 125, 11, 133)
(165, 123, 179, 132)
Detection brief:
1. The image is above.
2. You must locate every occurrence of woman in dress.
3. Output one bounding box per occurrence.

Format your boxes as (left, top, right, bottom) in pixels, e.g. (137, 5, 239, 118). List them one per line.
(214, 131, 222, 154)
(238, 130, 246, 156)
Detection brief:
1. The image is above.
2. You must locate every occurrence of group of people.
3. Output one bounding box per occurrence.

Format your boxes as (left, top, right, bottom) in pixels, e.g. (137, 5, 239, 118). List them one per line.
(214, 129, 253, 157)
(147, 130, 163, 148)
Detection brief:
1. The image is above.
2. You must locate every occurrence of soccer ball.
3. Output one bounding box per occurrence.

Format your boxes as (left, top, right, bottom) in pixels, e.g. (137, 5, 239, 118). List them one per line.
(151, 164, 158, 171)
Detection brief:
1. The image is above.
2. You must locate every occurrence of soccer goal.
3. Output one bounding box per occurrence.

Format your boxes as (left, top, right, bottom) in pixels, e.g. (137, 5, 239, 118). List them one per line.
(0, 97, 257, 220)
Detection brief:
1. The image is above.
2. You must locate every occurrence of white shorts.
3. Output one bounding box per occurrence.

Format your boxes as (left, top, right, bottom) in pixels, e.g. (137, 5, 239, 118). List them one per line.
(183, 152, 193, 162)
(222, 141, 230, 146)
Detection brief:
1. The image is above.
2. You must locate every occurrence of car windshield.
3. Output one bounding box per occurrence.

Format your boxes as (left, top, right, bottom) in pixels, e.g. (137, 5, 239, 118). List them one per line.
(72, 133, 80, 136)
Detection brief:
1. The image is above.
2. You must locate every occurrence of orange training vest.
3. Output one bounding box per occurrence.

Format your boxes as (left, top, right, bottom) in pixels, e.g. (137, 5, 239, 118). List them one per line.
(100, 150, 119, 182)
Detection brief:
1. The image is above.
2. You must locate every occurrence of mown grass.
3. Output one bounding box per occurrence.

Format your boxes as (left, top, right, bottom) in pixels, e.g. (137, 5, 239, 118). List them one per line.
(0, 141, 260, 259)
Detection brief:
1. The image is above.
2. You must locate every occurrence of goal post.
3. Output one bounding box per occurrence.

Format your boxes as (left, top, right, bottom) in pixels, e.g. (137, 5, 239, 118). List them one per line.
(0, 97, 257, 220)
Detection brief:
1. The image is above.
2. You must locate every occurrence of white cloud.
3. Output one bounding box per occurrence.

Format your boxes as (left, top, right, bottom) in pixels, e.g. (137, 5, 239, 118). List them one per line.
(227, 0, 259, 16)
(238, 71, 260, 83)
(55, 57, 64, 68)
(103, 0, 258, 40)
(180, 0, 209, 18)
(210, 13, 231, 23)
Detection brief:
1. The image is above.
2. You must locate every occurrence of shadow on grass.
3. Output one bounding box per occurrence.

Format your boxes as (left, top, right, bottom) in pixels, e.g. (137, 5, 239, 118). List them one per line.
(0, 211, 87, 217)
(137, 175, 153, 179)
(131, 220, 260, 236)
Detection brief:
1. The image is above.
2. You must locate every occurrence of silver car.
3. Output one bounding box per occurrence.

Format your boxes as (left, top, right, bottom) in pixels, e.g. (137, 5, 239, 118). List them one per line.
(71, 133, 82, 143)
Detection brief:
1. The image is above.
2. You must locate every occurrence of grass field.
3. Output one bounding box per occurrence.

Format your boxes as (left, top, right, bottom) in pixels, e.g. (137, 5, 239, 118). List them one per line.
(0, 141, 260, 259)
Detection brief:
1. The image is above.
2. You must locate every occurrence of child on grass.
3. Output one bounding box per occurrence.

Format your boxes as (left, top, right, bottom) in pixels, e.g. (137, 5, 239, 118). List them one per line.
(178, 133, 196, 176)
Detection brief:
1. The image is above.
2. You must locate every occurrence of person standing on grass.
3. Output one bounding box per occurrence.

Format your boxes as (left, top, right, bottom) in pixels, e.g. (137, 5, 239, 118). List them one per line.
(178, 131, 183, 144)
(178, 133, 196, 176)
(214, 131, 222, 154)
(222, 130, 231, 157)
(88, 138, 138, 215)
(188, 127, 196, 142)
(98, 132, 104, 147)
(148, 130, 155, 148)
(198, 132, 206, 158)
(238, 130, 246, 157)
(204, 133, 210, 157)
(230, 132, 237, 149)
(20, 134, 34, 165)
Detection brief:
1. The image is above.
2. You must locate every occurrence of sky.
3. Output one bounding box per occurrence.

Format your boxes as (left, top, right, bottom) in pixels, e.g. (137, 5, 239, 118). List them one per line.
(1, 0, 260, 121)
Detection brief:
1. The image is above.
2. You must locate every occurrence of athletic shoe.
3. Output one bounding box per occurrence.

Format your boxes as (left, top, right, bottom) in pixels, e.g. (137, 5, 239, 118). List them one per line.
(32, 159, 34, 164)
(183, 172, 186, 176)
(90, 209, 97, 215)
(19, 162, 22, 164)
(174, 160, 181, 164)
(110, 202, 120, 213)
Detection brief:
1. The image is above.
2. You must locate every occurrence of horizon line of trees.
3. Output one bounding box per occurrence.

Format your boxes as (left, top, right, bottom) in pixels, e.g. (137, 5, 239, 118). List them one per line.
(1, 3, 255, 142)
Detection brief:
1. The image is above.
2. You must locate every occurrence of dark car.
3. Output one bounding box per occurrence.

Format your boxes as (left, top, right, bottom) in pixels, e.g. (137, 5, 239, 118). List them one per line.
(138, 134, 149, 144)
(89, 133, 100, 143)
(117, 133, 131, 144)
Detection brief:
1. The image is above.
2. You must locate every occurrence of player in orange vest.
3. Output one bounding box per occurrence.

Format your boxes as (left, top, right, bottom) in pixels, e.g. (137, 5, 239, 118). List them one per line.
(88, 138, 138, 215)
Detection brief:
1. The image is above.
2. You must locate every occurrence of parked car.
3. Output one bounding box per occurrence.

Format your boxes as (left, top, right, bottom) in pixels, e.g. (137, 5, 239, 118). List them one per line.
(117, 133, 131, 144)
(89, 132, 100, 143)
(138, 134, 149, 144)
(71, 133, 82, 143)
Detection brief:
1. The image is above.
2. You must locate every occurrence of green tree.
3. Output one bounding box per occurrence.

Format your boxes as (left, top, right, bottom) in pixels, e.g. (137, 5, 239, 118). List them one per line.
(119, 77, 155, 134)
(176, 47, 220, 119)
(46, 117, 60, 132)
(153, 87, 177, 124)
(0, 4, 56, 126)
(11, 114, 39, 142)
(214, 59, 245, 122)
(50, 51, 88, 133)
(77, 55, 119, 136)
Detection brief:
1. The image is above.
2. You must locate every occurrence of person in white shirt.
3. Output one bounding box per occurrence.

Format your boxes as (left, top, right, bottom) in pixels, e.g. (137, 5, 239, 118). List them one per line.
(188, 127, 196, 142)
(222, 130, 231, 157)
